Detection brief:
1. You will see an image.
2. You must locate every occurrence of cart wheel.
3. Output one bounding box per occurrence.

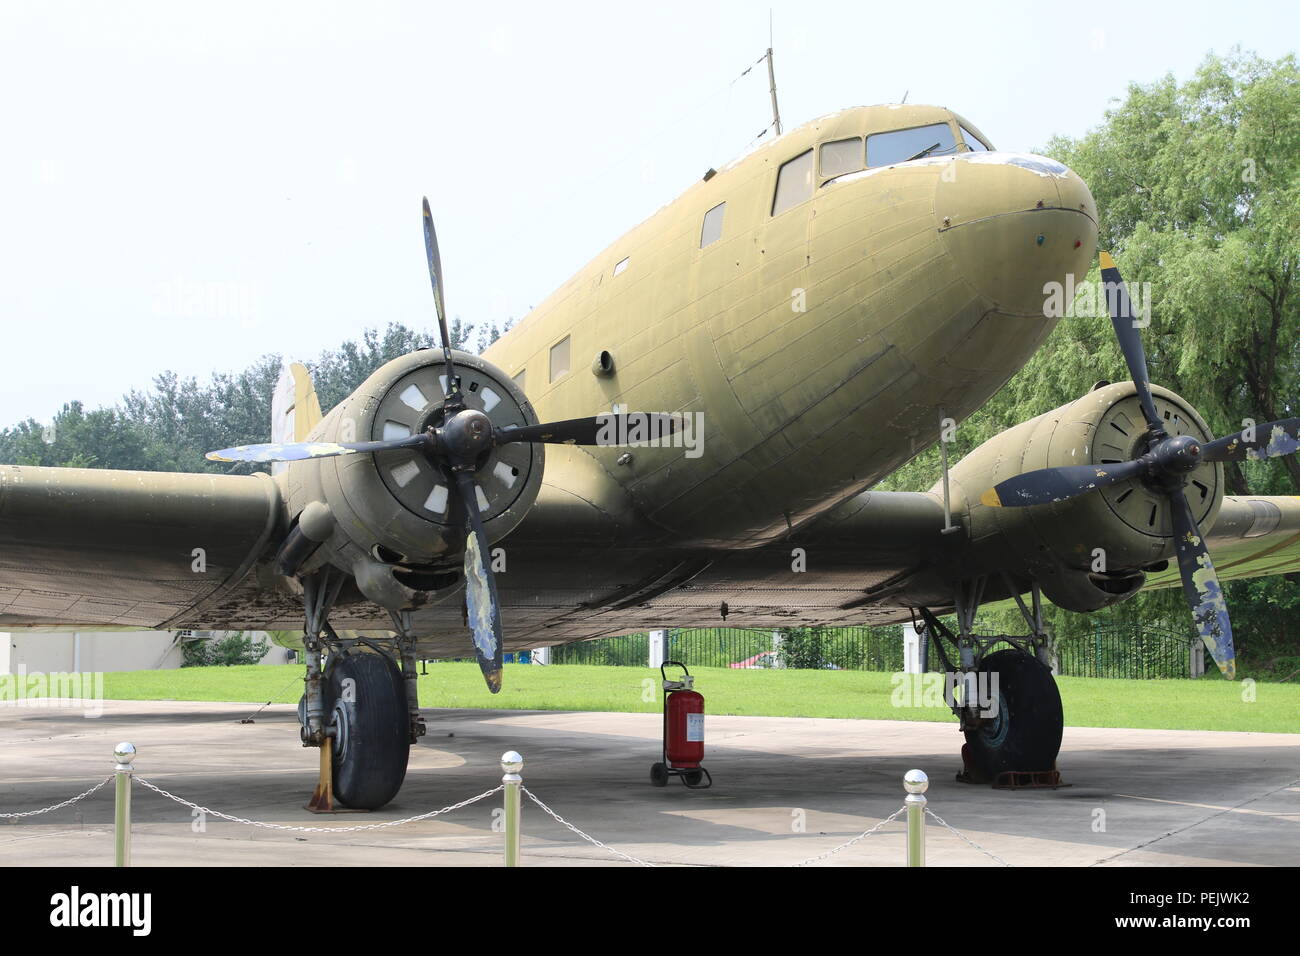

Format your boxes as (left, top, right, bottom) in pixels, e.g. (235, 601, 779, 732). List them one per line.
(682, 769, 704, 787)
(650, 762, 668, 787)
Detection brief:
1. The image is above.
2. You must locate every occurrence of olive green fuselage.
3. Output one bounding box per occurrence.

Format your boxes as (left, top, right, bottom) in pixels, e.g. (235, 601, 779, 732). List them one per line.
(479, 104, 1096, 548)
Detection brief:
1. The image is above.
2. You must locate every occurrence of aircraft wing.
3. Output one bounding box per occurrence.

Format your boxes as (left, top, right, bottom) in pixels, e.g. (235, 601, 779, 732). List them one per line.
(0, 465, 283, 629)
(538, 488, 966, 633)
(658, 491, 1300, 631)
(1143, 495, 1300, 589)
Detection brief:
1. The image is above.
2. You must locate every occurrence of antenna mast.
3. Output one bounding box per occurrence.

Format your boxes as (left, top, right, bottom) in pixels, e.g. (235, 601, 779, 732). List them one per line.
(765, 47, 782, 136)
(766, 10, 781, 136)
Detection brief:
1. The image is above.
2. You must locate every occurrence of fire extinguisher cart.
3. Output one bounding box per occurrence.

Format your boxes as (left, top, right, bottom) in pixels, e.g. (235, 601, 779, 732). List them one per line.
(650, 661, 712, 789)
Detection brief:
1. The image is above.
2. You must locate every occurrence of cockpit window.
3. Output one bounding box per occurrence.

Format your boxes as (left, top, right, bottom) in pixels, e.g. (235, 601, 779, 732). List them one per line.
(960, 126, 991, 151)
(700, 201, 726, 247)
(820, 137, 864, 180)
(772, 149, 814, 215)
(866, 123, 958, 168)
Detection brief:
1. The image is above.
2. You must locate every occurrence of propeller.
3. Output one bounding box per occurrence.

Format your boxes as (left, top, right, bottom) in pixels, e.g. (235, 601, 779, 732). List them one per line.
(207, 434, 431, 464)
(976, 252, 1300, 680)
(207, 199, 677, 692)
(210, 412, 681, 464)
(423, 197, 462, 411)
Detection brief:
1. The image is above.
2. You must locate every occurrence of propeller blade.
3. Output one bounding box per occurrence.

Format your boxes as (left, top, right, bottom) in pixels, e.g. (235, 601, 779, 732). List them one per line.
(1169, 489, 1236, 679)
(1099, 251, 1164, 436)
(1201, 417, 1300, 462)
(980, 459, 1147, 508)
(453, 471, 504, 694)
(496, 412, 680, 447)
(206, 434, 429, 464)
(422, 197, 460, 404)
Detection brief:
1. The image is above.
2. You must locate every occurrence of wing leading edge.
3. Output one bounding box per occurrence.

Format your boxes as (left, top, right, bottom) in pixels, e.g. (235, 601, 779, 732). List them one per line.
(1143, 495, 1300, 590)
(0, 465, 282, 630)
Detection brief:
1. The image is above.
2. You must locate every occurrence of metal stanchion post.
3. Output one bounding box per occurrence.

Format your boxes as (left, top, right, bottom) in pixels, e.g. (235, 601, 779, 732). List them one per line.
(114, 742, 136, 868)
(904, 769, 928, 867)
(501, 751, 523, 867)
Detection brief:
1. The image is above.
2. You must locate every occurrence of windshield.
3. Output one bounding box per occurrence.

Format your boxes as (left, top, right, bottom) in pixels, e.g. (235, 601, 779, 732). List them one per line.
(866, 122, 958, 167)
(960, 125, 992, 151)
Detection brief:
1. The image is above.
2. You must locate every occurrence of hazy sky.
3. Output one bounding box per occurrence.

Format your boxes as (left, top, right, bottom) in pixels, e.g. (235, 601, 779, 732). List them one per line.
(1, 0, 1296, 425)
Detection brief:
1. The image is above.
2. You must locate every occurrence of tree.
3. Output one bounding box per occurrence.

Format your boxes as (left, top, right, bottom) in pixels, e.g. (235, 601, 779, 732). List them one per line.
(0, 401, 152, 470)
(0, 319, 507, 476)
(181, 631, 270, 667)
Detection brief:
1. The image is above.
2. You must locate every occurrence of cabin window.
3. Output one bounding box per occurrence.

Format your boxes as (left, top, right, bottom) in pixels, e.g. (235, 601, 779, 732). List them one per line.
(512, 369, 526, 392)
(613, 256, 629, 277)
(820, 137, 864, 180)
(549, 337, 570, 382)
(771, 148, 814, 215)
(960, 126, 991, 151)
(700, 202, 726, 248)
(866, 123, 958, 168)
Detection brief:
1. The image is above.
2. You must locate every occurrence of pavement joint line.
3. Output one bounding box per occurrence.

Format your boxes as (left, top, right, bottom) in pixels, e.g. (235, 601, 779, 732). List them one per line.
(1111, 791, 1300, 819)
(1089, 774, 1300, 866)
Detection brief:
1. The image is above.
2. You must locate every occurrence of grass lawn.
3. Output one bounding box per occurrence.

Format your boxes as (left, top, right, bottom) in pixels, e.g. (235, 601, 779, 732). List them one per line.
(62, 662, 1300, 734)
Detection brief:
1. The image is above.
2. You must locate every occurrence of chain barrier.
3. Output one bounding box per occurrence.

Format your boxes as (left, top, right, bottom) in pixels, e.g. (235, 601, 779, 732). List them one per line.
(0, 776, 113, 819)
(3, 760, 1017, 867)
(522, 786, 658, 866)
(133, 777, 503, 833)
(521, 785, 913, 867)
(522, 788, 1013, 867)
(789, 804, 908, 866)
(925, 806, 1012, 866)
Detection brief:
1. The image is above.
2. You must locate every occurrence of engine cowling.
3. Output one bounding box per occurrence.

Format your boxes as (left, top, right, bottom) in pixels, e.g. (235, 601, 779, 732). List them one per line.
(944, 381, 1224, 612)
(281, 349, 544, 609)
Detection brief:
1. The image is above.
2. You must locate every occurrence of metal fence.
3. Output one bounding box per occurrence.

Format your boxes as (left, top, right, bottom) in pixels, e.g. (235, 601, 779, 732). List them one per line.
(550, 626, 907, 671)
(1057, 623, 1195, 679)
(548, 622, 1197, 679)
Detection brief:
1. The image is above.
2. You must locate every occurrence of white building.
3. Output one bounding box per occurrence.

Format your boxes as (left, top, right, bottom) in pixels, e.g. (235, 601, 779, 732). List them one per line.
(0, 630, 290, 675)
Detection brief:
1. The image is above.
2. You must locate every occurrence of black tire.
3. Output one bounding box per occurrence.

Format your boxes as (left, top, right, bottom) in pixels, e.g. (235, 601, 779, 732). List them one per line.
(682, 769, 705, 788)
(327, 652, 410, 810)
(962, 649, 1063, 778)
(650, 762, 669, 787)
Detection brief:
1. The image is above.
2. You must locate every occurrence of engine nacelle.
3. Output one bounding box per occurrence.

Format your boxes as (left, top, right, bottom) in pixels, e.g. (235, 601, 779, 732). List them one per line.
(281, 349, 544, 610)
(943, 381, 1224, 612)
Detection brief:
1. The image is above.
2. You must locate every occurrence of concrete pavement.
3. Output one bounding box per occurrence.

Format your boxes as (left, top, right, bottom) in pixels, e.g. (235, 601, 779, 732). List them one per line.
(1, 700, 1297, 866)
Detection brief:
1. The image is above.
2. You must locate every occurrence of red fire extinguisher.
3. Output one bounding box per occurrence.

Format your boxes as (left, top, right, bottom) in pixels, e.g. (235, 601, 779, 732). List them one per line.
(650, 661, 712, 788)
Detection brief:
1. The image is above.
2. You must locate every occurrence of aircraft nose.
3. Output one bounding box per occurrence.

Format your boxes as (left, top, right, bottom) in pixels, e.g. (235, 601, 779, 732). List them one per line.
(936, 152, 1098, 316)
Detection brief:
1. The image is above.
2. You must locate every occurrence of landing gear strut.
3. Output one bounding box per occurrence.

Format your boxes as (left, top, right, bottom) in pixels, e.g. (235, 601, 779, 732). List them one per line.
(297, 568, 423, 812)
(916, 575, 1064, 784)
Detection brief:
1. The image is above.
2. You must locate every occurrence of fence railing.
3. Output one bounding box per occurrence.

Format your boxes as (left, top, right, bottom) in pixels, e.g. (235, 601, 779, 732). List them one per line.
(1057, 624, 1196, 680)
(547, 624, 1198, 679)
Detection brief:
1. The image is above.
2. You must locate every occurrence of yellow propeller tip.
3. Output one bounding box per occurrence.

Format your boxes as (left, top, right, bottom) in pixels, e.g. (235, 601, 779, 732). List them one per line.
(1099, 251, 1116, 270)
(979, 488, 1003, 508)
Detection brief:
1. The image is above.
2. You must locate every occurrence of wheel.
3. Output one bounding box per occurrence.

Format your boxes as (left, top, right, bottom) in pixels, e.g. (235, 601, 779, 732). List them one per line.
(962, 649, 1063, 779)
(327, 652, 410, 810)
(650, 762, 668, 787)
(682, 769, 705, 787)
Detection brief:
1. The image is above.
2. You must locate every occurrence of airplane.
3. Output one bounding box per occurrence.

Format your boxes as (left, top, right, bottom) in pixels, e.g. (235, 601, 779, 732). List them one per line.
(5, 103, 1300, 811)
